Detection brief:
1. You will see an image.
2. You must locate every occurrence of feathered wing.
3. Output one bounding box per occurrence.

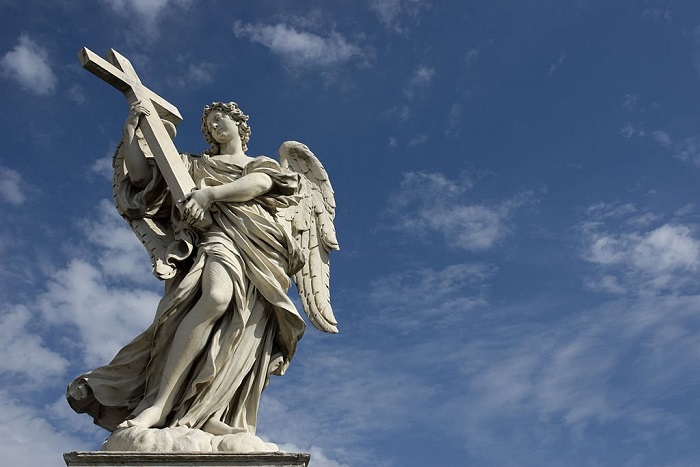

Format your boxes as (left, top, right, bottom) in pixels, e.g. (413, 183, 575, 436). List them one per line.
(113, 130, 177, 280)
(278, 141, 340, 333)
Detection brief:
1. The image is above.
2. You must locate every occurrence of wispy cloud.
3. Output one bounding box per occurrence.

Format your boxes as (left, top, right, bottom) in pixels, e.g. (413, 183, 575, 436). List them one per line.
(0, 306, 68, 387)
(389, 171, 535, 251)
(260, 342, 435, 466)
(444, 293, 700, 464)
(404, 65, 434, 98)
(367, 0, 430, 33)
(1, 35, 57, 95)
(103, 0, 193, 27)
(167, 60, 217, 89)
(620, 122, 645, 138)
(641, 7, 672, 24)
(233, 21, 363, 70)
(369, 263, 496, 331)
(408, 133, 428, 146)
(547, 53, 566, 76)
(0, 166, 26, 206)
(653, 129, 700, 166)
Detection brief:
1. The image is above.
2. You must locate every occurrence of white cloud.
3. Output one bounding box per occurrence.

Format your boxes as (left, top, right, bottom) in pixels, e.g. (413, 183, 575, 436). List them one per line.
(389, 171, 534, 251)
(404, 65, 434, 98)
(0, 166, 26, 205)
(580, 204, 700, 295)
(620, 122, 644, 138)
(103, 0, 192, 25)
(653, 129, 700, 166)
(0, 392, 94, 467)
(37, 200, 161, 367)
(0, 35, 57, 95)
(233, 21, 362, 70)
(0, 306, 69, 386)
(368, 0, 429, 33)
(408, 133, 428, 146)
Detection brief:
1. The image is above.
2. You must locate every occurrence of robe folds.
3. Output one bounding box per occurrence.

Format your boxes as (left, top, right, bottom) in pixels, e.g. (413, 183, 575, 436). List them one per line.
(67, 154, 307, 434)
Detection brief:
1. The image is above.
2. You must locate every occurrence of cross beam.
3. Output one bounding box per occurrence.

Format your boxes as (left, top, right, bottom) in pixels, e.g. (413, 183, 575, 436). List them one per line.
(79, 47, 195, 206)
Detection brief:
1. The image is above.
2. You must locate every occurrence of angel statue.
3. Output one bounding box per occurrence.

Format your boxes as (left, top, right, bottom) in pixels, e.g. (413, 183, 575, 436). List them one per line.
(67, 101, 339, 452)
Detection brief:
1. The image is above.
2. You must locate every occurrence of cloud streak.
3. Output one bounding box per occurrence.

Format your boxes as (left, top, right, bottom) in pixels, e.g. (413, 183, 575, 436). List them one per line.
(0, 166, 26, 206)
(437, 293, 700, 465)
(368, 0, 429, 33)
(389, 171, 535, 251)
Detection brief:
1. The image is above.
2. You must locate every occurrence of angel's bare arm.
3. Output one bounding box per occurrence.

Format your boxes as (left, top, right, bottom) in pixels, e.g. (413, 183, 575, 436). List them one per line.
(182, 173, 273, 225)
(122, 102, 153, 188)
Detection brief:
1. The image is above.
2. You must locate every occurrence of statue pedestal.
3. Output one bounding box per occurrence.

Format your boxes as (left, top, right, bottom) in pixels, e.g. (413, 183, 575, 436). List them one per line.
(63, 452, 310, 467)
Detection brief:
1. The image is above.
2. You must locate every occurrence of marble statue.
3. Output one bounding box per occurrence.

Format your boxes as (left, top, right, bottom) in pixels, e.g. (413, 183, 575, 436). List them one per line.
(67, 49, 339, 453)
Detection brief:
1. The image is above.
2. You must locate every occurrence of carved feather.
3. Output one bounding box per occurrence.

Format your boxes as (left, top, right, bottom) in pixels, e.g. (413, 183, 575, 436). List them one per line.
(278, 141, 340, 333)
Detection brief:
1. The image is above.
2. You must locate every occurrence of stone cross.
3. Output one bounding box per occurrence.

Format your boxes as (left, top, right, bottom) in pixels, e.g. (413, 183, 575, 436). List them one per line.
(79, 47, 195, 204)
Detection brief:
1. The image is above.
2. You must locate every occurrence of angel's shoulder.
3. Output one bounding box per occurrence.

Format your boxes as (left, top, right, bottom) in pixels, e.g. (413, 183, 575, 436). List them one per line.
(245, 155, 283, 173)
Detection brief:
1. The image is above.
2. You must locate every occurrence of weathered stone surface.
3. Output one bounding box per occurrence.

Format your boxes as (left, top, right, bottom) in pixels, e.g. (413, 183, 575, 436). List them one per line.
(66, 48, 340, 452)
(100, 427, 279, 453)
(64, 451, 310, 467)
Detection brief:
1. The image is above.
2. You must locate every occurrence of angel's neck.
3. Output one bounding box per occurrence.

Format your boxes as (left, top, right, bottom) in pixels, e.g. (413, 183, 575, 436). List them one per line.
(211, 150, 252, 166)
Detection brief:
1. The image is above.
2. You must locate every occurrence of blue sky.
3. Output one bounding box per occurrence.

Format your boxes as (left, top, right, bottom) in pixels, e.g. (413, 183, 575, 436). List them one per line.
(2, 1, 700, 466)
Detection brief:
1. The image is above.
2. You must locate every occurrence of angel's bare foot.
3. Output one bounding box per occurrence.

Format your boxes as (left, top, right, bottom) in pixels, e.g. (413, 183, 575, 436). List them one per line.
(202, 419, 246, 436)
(116, 405, 167, 429)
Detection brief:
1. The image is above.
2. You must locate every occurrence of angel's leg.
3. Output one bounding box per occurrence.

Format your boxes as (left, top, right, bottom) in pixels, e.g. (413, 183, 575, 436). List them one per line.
(119, 257, 232, 429)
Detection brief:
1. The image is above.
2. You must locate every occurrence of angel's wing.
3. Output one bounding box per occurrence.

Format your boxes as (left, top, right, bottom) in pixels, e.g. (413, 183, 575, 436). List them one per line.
(113, 133, 177, 280)
(278, 141, 340, 333)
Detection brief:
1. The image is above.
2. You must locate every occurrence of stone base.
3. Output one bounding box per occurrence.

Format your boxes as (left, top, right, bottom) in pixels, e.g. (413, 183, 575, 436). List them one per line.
(64, 451, 310, 467)
(100, 427, 279, 453)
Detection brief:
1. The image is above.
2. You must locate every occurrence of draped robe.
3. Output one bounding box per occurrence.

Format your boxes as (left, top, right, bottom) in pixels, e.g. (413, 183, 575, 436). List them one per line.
(67, 154, 307, 434)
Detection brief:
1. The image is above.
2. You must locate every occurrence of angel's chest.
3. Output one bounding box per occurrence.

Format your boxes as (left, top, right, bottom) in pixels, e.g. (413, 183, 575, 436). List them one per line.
(192, 167, 244, 187)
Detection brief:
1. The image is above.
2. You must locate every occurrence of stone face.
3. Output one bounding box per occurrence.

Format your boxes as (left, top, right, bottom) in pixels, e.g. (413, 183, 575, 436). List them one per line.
(64, 451, 310, 467)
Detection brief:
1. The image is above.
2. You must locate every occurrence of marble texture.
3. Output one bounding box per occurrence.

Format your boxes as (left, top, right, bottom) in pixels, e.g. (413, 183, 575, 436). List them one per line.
(67, 48, 339, 453)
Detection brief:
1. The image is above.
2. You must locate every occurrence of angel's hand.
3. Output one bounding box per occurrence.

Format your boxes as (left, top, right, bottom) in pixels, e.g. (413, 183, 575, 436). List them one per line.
(182, 188, 213, 225)
(124, 101, 150, 137)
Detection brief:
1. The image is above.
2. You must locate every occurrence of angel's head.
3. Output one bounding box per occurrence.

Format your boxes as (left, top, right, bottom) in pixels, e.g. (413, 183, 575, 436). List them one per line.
(201, 101, 251, 154)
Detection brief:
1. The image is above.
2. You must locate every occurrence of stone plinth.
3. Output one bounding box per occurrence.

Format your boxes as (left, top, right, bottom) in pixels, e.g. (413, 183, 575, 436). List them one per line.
(63, 451, 310, 467)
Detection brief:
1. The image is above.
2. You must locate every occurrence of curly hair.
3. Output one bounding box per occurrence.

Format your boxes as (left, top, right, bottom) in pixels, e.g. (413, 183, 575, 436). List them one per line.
(201, 101, 251, 154)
